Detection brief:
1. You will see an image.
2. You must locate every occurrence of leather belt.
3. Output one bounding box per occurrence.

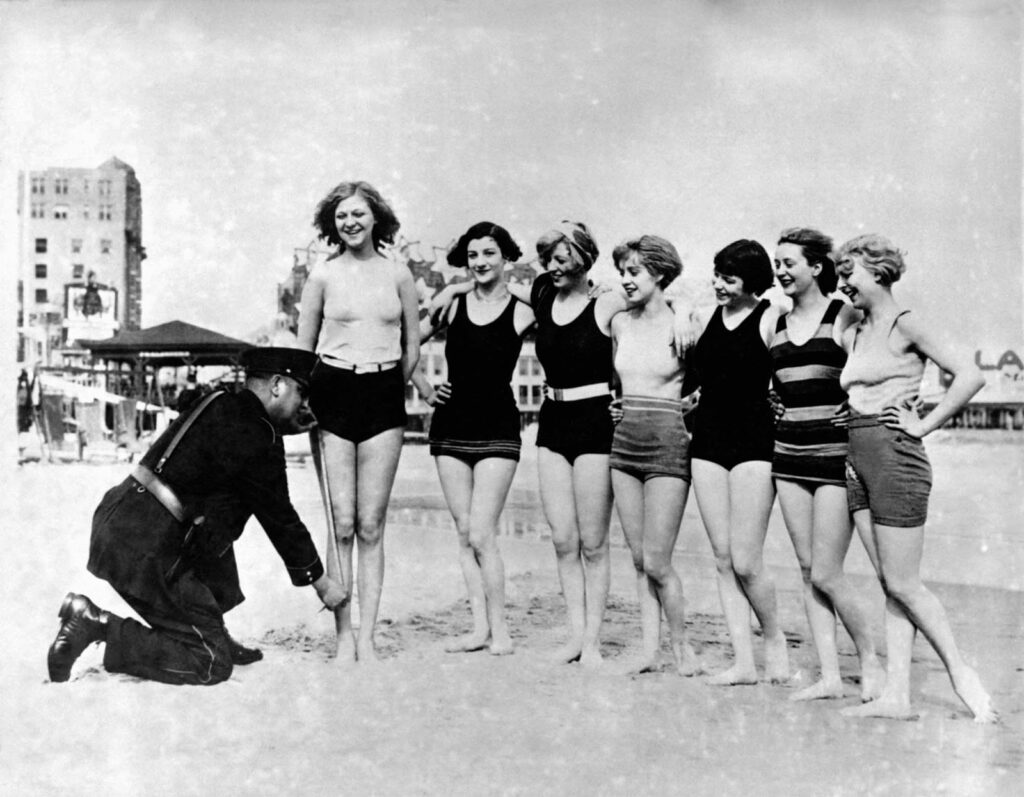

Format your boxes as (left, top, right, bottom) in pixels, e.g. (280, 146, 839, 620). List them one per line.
(543, 383, 611, 402)
(322, 357, 399, 375)
(132, 464, 188, 524)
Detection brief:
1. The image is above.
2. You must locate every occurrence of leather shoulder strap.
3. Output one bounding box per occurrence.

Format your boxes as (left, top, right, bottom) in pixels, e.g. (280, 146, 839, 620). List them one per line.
(154, 390, 226, 474)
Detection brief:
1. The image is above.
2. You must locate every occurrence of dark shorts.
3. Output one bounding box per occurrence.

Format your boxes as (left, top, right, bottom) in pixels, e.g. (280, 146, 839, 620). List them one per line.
(309, 360, 407, 444)
(845, 414, 931, 528)
(429, 393, 521, 464)
(609, 396, 691, 482)
(536, 394, 614, 464)
(690, 405, 775, 471)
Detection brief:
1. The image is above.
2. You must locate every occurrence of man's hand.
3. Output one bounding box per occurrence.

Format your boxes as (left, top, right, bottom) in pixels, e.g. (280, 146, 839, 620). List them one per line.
(313, 574, 350, 610)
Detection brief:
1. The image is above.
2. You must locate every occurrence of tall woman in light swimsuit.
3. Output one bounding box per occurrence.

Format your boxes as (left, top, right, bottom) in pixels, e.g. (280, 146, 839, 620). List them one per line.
(413, 222, 535, 655)
(690, 239, 790, 685)
(297, 181, 420, 666)
(833, 234, 995, 722)
(770, 228, 883, 702)
(609, 235, 701, 676)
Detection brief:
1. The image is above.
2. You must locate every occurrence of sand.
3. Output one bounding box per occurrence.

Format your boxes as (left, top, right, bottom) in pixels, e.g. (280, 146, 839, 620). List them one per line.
(5, 433, 1023, 795)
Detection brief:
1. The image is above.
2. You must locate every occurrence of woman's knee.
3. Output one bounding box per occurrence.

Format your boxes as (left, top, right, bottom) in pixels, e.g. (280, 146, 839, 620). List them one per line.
(642, 551, 673, 584)
(356, 512, 386, 545)
(810, 564, 842, 595)
(731, 551, 764, 583)
(467, 521, 497, 554)
(580, 536, 608, 564)
(332, 511, 356, 542)
(880, 574, 923, 605)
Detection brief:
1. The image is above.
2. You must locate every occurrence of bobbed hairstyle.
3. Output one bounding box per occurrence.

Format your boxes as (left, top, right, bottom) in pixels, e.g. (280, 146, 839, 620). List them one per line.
(713, 239, 774, 296)
(536, 220, 599, 272)
(312, 181, 400, 252)
(778, 227, 837, 295)
(835, 234, 906, 286)
(611, 235, 683, 289)
(447, 221, 522, 268)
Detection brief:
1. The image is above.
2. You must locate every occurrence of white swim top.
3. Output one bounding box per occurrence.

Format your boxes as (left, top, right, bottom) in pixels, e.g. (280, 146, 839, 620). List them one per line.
(839, 310, 925, 414)
(317, 260, 402, 366)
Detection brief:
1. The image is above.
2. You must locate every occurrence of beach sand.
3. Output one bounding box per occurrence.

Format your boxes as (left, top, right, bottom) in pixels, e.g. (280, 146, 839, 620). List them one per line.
(6, 433, 1023, 795)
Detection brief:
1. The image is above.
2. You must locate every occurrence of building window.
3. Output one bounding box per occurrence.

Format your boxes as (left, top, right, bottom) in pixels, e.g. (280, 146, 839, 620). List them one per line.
(518, 360, 529, 376)
(83, 179, 90, 193)
(35, 289, 48, 304)
(99, 204, 113, 221)
(71, 238, 83, 253)
(72, 264, 85, 280)
(31, 176, 44, 194)
(35, 263, 47, 278)
(100, 239, 112, 254)
(35, 238, 47, 253)
(53, 206, 68, 220)
(30, 203, 45, 218)
(98, 179, 112, 196)
(531, 385, 543, 406)
(82, 206, 91, 220)
(55, 178, 69, 195)
(518, 385, 529, 404)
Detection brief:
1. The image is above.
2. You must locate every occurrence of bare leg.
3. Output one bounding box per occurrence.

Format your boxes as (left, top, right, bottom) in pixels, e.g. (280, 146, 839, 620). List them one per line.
(539, 448, 585, 663)
(468, 458, 518, 655)
(435, 456, 490, 652)
(642, 477, 702, 677)
(692, 459, 757, 685)
(809, 486, 884, 701)
(612, 469, 661, 672)
(845, 521, 995, 722)
(729, 461, 789, 683)
(351, 427, 404, 665)
(573, 454, 612, 668)
(777, 479, 844, 700)
(320, 432, 358, 666)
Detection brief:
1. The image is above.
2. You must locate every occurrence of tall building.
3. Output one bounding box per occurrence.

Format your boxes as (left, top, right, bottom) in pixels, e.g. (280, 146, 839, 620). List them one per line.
(16, 157, 145, 365)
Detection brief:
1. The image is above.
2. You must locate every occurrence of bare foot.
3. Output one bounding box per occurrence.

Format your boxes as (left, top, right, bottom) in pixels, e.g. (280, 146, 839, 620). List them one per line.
(859, 656, 886, 703)
(790, 678, 845, 702)
(334, 633, 357, 666)
(706, 664, 758, 686)
(672, 641, 704, 677)
(579, 646, 604, 670)
(620, 649, 662, 675)
(488, 637, 514, 657)
(841, 697, 918, 721)
(356, 639, 382, 665)
(952, 666, 998, 724)
(764, 633, 791, 684)
(549, 638, 583, 664)
(444, 633, 491, 653)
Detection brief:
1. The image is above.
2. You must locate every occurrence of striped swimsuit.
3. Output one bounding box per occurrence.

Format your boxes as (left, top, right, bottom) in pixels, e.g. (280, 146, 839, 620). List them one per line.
(769, 299, 848, 486)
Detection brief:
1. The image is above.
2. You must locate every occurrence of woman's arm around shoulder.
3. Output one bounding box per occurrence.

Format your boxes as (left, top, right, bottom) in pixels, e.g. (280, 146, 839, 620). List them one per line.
(296, 262, 327, 352)
(512, 296, 536, 336)
(759, 299, 786, 348)
(394, 261, 421, 380)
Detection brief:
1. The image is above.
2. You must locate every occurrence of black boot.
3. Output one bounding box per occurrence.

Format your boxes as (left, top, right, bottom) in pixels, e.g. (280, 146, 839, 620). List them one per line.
(47, 593, 110, 683)
(225, 631, 263, 665)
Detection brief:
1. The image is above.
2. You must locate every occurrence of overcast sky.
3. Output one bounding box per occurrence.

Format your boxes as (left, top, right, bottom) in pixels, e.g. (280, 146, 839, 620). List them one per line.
(1, 0, 1020, 354)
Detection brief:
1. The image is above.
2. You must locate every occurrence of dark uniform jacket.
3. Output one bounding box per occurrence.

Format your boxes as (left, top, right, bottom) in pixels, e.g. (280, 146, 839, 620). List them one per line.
(88, 389, 324, 612)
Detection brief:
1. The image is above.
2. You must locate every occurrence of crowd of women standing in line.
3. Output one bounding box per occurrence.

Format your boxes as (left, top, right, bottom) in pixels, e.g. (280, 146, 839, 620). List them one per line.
(296, 179, 996, 724)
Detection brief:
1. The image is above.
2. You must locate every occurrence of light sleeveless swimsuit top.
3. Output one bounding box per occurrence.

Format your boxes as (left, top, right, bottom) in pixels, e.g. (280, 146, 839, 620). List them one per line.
(613, 311, 684, 397)
(839, 310, 925, 414)
(317, 261, 402, 366)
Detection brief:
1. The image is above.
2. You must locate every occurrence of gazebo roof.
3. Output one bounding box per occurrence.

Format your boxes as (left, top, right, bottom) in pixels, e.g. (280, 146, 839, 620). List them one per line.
(78, 320, 252, 366)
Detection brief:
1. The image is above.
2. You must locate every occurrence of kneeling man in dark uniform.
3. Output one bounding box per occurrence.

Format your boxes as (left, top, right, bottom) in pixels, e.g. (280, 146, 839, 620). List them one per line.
(47, 347, 348, 685)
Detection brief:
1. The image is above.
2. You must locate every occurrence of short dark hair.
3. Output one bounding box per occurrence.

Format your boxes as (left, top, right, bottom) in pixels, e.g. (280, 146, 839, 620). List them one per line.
(536, 221, 599, 272)
(312, 181, 400, 252)
(447, 221, 522, 268)
(714, 239, 773, 296)
(612, 235, 682, 289)
(778, 227, 837, 295)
